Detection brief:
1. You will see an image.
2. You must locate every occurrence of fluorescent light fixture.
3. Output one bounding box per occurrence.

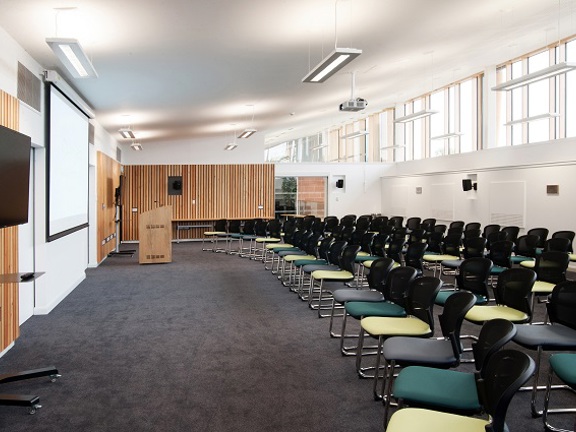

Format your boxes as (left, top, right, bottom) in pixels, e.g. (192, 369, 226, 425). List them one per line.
(130, 142, 142, 151)
(504, 113, 559, 126)
(341, 130, 368, 140)
(492, 62, 576, 91)
(119, 128, 136, 139)
(225, 143, 237, 151)
(302, 48, 362, 83)
(46, 37, 98, 79)
(394, 110, 438, 123)
(430, 132, 463, 140)
(238, 129, 257, 139)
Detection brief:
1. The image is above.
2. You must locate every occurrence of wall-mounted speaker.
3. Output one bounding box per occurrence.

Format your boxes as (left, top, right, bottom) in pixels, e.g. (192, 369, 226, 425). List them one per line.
(462, 179, 472, 191)
(336, 179, 344, 189)
(168, 175, 183, 195)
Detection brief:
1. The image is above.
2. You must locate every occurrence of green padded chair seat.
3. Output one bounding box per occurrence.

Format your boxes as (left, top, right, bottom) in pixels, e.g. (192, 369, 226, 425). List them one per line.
(423, 254, 459, 263)
(489, 265, 508, 274)
(465, 305, 529, 323)
(311, 270, 354, 280)
(294, 258, 326, 267)
(386, 407, 488, 432)
(230, 233, 244, 239)
(277, 249, 307, 257)
(549, 353, 576, 387)
(532, 280, 555, 294)
(204, 231, 227, 236)
(435, 290, 487, 306)
(255, 237, 281, 243)
(519, 260, 535, 269)
(393, 366, 480, 412)
(283, 254, 316, 262)
(346, 301, 406, 319)
(361, 316, 431, 336)
(511, 255, 534, 264)
(355, 255, 379, 263)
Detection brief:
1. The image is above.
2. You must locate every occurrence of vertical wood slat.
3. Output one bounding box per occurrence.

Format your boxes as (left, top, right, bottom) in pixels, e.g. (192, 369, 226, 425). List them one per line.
(0, 89, 21, 351)
(96, 152, 121, 262)
(121, 164, 275, 241)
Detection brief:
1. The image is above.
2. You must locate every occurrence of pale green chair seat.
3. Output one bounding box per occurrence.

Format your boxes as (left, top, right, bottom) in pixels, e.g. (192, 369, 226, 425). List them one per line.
(204, 231, 226, 236)
(357, 251, 370, 256)
(283, 254, 316, 262)
(423, 254, 459, 263)
(570, 253, 576, 261)
(255, 237, 281, 243)
(519, 259, 535, 268)
(361, 316, 431, 336)
(531, 279, 555, 294)
(465, 305, 529, 323)
(363, 260, 400, 269)
(266, 243, 293, 250)
(311, 269, 354, 281)
(386, 407, 488, 432)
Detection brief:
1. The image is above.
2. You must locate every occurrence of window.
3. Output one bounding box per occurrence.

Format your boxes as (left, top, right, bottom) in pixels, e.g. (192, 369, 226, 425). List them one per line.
(274, 176, 327, 218)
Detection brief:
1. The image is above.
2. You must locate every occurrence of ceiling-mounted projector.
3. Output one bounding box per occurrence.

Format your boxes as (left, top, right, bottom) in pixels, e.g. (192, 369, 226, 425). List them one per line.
(340, 97, 367, 112)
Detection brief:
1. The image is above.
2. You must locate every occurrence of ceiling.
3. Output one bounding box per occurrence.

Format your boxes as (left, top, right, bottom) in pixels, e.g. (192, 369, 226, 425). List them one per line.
(0, 0, 574, 148)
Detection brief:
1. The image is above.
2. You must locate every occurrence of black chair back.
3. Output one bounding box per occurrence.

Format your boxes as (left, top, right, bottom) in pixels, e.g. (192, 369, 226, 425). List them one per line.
(488, 240, 514, 268)
(405, 217, 421, 231)
(383, 266, 418, 308)
(544, 237, 571, 253)
(462, 236, 487, 259)
(388, 216, 404, 229)
(387, 238, 405, 263)
(403, 242, 428, 273)
(323, 216, 339, 233)
(442, 233, 462, 257)
(359, 231, 376, 254)
(327, 241, 348, 266)
(421, 218, 436, 233)
(316, 237, 334, 261)
(214, 219, 227, 232)
(371, 233, 389, 257)
(482, 224, 501, 239)
(548, 281, 576, 329)
(472, 319, 517, 374)
(456, 257, 493, 300)
(465, 222, 481, 231)
(425, 231, 444, 254)
(267, 219, 282, 238)
(356, 215, 372, 231)
(438, 291, 476, 347)
(493, 268, 536, 319)
(449, 221, 465, 231)
(338, 245, 361, 273)
(527, 227, 549, 249)
(228, 220, 241, 234)
(366, 257, 395, 293)
(514, 234, 539, 258)
(535, 251, 570, 284)
(552, 230, 575, 253)
(404, 276, 443, 334)
(501, 226, 520, 243)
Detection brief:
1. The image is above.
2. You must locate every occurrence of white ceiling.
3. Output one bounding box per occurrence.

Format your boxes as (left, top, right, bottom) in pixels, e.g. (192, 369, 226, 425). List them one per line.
(0, 0, 574, 148)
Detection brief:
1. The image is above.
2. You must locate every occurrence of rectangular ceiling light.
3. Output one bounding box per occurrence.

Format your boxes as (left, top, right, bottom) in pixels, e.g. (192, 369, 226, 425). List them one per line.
(394, 110, 438, 123)
(238, 129, 257, 139)
(119, 128, 136, 139)
(130, 142, 142, 151)
(225, 143, 237, 151)
(302, 48, 362, 83)
(341, 130, 368, 140)
(504, 113, 559, 126)
(430, 132, 463, 140)
(46, 38, 98, 79)
(492, 62, 576, 91)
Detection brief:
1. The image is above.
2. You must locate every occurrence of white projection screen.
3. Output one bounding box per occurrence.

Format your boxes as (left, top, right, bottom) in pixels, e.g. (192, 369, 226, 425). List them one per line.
(47, 84, 89, 241)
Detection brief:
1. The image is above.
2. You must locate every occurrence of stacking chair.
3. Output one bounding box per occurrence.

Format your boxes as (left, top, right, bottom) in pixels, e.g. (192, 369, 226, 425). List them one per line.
(501, 225, 520, 243)
(435, 257, 492, 306)
(293, 237, 335, 299)
(388, 319, 516, 421)
(323, 216, 339, 234)
(388, 216, 404, 229)
(440, 237, 487, 276)
(464, 222, 481, 231)
(308, 245, 360, 317)
(552, 230, 575, 253)
(542, 353, 576, 431)
(356, 214, 372, 231)
(420, 217, 435, 230)
(341, 266, 417, 356)
(403, 242, 427, 276)
(386, 238, 406, 265)
(369, 216, 387, 233)
(340, 214, 357, 227)
(487, 240, 514, 276)
(464, 267, 536, 328)
(462, 228, 481, 240)
(433, 224, 447, 235)
(513, 281, 576, 417)
(528, 227, 550, 249)
(253, 219, 283, 260)
(278, 231, 323, 287)
(328, 257, 394, 338)
(424, 231, 443, 254)
(544, 237, 572, 253)
(405, 217, 421, 232)
(202, 219, 227, 252)
(523, 251, 570, 312)
(379, 291, 476, 404)
(356, 277, 442, 380)
(511, 234, 539, 265)
(449, 221, 465, 231)
(225, 219, 242, 254)
(297, 240, 347, 297)
(385, 349, 535, 432)
(482, 224, 501, 239)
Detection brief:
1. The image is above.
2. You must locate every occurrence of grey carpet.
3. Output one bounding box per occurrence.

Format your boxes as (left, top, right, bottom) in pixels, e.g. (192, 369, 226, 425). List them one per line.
(0, 243, 574, 431)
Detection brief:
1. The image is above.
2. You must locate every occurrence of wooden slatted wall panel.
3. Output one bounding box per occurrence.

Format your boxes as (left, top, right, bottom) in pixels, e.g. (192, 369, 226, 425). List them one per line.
(0, 90, 20, 351)
(96, 152, 121, 263)
(121, 164, 274, 241)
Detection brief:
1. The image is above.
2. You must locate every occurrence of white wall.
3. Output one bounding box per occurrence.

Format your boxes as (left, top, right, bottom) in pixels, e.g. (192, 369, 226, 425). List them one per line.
(276, 163, 389, 218)
(120, 135, 265, 165)
(381, 137, 576, 235)
(0, 26, 119, 325)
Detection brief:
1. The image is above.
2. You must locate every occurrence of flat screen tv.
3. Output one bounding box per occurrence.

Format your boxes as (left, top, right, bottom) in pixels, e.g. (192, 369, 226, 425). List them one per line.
(0, 124, 31, 229)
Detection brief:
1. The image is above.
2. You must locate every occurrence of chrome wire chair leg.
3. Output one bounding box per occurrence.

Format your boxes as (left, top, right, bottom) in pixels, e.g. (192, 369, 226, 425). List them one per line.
(371, 336, 385, 399)
(328, 299, 346, 338)
(542, 364, 576, 432)
(356, 330, 383, 378)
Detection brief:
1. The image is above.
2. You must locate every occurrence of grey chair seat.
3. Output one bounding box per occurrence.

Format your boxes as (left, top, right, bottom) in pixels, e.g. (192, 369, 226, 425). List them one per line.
(331, 289, 384, 303)
(514, 323, 576, 350)
(302, 263, 339, 273)
(382, 337, 458, 368)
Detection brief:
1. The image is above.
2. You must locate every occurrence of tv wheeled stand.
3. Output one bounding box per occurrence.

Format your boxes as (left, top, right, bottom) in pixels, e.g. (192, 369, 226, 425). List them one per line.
(0, 272, 61, 414)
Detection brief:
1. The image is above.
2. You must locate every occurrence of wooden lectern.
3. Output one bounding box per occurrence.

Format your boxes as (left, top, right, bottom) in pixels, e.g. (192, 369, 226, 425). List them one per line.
(138, 206, 172, 264)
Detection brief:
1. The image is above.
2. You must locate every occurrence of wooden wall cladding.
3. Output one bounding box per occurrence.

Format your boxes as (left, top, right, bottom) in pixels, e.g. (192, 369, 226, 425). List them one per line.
(121, 164, 275, 241)
(96, 151, 121, 262)
(0, 89, 21, 352)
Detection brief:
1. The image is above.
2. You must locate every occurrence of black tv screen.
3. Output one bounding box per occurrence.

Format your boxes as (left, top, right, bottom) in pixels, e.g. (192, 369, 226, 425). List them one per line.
(0, 124, 31, 228)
